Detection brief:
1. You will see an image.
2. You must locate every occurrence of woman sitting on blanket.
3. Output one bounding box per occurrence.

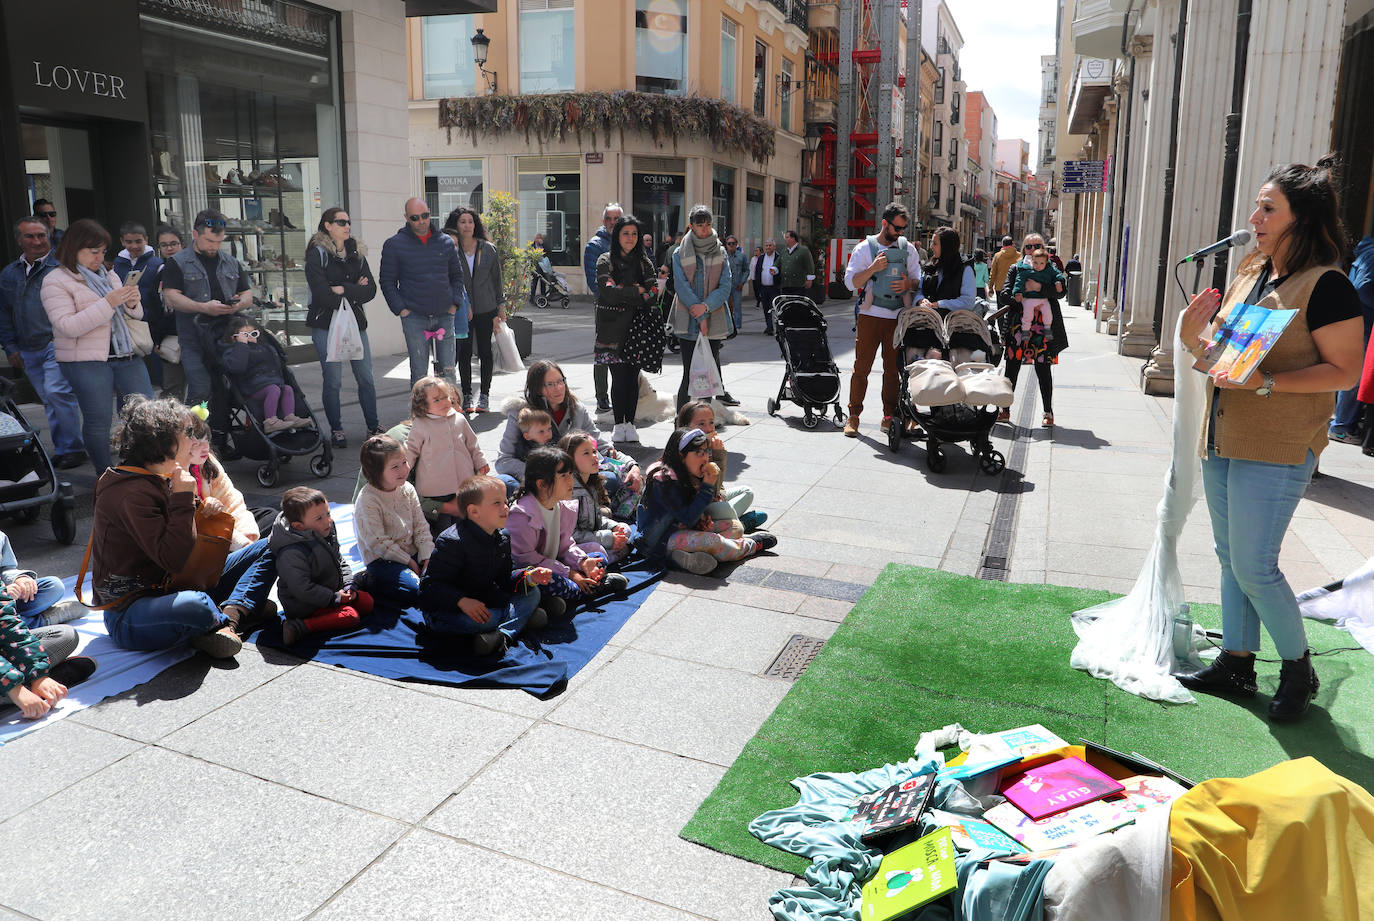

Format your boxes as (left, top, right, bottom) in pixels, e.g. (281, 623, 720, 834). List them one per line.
(87, 397, 277, 659)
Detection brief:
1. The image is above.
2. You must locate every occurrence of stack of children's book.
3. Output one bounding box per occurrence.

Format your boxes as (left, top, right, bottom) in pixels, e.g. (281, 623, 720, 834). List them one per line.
(851, 725, 1194, 921)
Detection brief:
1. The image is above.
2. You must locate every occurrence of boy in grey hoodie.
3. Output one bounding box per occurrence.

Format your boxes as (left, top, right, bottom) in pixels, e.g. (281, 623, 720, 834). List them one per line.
(269, 487, 373, 645)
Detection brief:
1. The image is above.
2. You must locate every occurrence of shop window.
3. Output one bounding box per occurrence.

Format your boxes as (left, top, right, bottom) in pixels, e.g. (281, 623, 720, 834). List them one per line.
(780, 58, 793, 131)
(745, 181, 764, 248)
(517, 156, 581, 266)
(141, 11, 342, 359)
(773, 181, 789, 239)
(632, 164, 686, 254)
(422, 14, 476, 98)
(753, 40, 767, 117)
(712, 164, 735, 236)
(635, 0, 688, 95)
(423, 159, 484, 221)
(520, 1, 575, 93)
(721, 17, 738, 104)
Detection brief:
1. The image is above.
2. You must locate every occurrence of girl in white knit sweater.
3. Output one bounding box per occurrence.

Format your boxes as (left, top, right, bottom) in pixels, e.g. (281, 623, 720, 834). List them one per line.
(354, 434, 434, 606)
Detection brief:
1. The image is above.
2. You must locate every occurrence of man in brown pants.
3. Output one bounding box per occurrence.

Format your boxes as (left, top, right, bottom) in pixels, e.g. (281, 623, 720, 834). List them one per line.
(842, 202, 922, 436)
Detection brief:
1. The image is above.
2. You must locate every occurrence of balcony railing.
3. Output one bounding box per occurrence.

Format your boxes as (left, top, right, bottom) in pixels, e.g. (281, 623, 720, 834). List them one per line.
(140, 0, 331, 50)
(767, 0, 808, 30)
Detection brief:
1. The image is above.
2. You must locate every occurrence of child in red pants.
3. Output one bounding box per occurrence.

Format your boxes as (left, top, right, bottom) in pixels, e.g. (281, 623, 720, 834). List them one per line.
(269, 487, 374, 645)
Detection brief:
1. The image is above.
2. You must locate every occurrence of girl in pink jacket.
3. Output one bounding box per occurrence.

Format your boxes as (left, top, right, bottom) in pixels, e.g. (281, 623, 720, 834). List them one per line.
(403, 376, 489, 532)
(507, 446, 629, 603)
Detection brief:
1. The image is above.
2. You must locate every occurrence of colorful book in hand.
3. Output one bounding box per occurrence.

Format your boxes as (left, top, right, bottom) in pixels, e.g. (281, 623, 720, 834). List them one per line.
(860, 826, 959, 921)
(983, 799, 1133, 852)
(999, 755, 1126, 820)
(845, 772, 937, 842)
(1191, 302, 1298, 385)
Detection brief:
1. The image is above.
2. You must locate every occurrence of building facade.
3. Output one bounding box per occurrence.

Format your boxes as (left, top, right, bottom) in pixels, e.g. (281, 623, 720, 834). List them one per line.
(0, 0, 438, 361)
(963, 90, 997, 251)
(407, 0, 808, 294)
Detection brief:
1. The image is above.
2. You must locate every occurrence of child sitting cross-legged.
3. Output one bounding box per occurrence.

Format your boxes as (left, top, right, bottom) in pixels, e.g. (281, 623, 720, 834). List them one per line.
(270, 487, 374, 646)
(1, 591, 97, 720)
(354, 434, 434, 606)
(508, 446, 631, 603)
(675, 401, 766, 532)
(420, 475, 565, 656)
(404, 376, 489, 533)
(636, 427, 777, 575)
(559, 432, 632, 564)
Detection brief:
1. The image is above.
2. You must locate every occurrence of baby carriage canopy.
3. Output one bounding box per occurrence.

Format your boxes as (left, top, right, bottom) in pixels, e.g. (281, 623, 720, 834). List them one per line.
(894, 305, 948, 351)
(772, 294, 829, 334)
(943, 310, 995, 355)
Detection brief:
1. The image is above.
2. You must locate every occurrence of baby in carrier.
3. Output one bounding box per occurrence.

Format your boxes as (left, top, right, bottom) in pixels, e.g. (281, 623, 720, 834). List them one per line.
(220, 319, 308, 433)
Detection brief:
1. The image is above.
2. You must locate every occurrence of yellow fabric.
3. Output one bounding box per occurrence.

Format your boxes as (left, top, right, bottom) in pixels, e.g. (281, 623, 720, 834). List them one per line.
(1168, 757, 1374, 921)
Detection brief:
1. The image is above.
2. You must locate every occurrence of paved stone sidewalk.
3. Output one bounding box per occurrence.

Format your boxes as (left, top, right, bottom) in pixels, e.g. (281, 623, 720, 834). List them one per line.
(1, 297, 1371, 920)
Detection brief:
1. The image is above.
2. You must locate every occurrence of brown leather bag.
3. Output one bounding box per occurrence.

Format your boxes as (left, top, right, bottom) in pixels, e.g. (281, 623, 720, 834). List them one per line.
(77, 466, 237, 609)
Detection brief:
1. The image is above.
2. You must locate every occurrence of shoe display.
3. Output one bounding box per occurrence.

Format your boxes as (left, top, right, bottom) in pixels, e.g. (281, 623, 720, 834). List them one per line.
(472, 630, 505, 656)
(189, 626, 243, 659)
(203, 163, 222, 184)
(843, 415, 860, 437)
(1175, 651, 1258, 698)
(225, 168, 244, 186)
(1268, 650, 1319, 722)
(739, 510, 768, 532)
(669, 549, 718, 574)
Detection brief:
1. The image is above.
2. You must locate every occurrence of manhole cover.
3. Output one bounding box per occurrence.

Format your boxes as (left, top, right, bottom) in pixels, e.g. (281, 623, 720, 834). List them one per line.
(763, 634, 827, 681)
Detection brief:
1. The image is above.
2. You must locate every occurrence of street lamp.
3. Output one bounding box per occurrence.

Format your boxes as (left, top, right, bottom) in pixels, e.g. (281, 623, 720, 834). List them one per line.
(471, 28, 498, 94)
(803, 123, 822, 154)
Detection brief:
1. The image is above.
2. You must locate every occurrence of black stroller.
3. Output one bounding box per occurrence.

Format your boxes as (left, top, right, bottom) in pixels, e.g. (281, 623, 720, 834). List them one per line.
(194, 312, 333, 488)
(0, 376, 77, 543)
(530, 258, 571, 309)
(888, 306, 1008, 474)
(765, 295, 845, 428)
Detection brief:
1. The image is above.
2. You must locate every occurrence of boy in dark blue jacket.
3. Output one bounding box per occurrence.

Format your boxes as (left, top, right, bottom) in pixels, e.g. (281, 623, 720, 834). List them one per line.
(419, 475, 561, 655)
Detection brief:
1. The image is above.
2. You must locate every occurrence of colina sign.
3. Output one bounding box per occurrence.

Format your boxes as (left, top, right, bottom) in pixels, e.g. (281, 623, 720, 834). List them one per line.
(32, 60, 129, 99)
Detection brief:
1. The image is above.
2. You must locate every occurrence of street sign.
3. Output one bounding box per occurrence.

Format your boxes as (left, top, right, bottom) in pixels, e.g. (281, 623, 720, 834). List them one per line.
(1062, 160, 1106, 194)
(585, 152, 604, 164)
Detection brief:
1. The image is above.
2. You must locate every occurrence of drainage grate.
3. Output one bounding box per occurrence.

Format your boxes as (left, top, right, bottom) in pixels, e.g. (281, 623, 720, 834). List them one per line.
(763, 634, 828, 681)
(978, 379, 1041, 581)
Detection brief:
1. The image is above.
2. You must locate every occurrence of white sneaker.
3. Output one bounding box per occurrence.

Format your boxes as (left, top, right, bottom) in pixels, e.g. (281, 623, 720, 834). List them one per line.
(622, 424, 640, 443)
(611, 422, 626, 442)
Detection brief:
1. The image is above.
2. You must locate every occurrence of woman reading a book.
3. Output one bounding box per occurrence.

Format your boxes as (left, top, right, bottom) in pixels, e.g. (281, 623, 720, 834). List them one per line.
(1173, 158, 1363, 722)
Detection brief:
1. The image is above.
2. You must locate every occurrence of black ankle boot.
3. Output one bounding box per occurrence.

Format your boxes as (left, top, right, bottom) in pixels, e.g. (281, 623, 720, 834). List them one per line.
(1176, 651, 1258, 698)
(1268, 650, 1319, 723)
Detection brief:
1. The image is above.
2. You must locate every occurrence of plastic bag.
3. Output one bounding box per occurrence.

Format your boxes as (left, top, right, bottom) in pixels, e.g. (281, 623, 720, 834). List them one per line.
(326, 300, 365, 362)
(493, 319, 524, 372)
(687, 330, 723, 399)
(157, 335, 182, 364)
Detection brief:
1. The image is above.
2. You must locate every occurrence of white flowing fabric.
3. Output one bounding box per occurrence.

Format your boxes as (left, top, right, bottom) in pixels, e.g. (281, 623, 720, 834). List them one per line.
(1069, 315, 1209, 703)
(1298, 558, 1374, 655)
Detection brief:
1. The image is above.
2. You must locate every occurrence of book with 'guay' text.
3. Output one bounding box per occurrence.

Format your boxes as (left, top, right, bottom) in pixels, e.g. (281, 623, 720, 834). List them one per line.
(999, 756, 1126, 820)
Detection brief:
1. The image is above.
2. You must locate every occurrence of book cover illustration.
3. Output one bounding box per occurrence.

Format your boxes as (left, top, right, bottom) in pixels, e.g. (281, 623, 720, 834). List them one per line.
(1192, 302, 1297, 385)
(927, 809, 1026, 854)
(976, 724, 1070, 760)
(860, 826, 959, 921)
(845, 772, 937, 842)
(983, 800, 1133, 853)
(1000, 756, 1126, 820)
(1114, 774, 1189, 814)
(938, 754, 1020, 782)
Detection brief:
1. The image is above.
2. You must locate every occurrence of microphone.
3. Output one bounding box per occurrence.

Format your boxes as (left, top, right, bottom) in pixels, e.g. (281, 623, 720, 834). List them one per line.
(1181, 229, 1252, 263)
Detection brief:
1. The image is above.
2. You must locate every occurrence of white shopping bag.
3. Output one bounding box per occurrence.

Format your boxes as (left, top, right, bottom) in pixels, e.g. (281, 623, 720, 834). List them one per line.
(687, 330, 724, 399)
(493, 320, 524, 372)
(326, 300, 365, 362)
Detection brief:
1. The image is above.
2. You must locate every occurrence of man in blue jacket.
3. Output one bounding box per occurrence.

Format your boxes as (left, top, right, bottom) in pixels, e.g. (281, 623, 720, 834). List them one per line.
(582, 201, 621, 415)
(112, 221, 166, 387)
(379, 197, 469, 388)
(0, 216, 85, 468)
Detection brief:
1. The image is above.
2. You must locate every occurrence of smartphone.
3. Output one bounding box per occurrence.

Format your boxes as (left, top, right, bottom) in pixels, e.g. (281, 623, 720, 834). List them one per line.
(124, 269, 143, 287)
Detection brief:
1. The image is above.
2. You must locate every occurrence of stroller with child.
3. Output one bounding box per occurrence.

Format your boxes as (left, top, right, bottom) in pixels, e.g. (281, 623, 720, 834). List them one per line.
(765, 294, 845, 429)
(888, 305, 1010, 474)
(530, 256, 571, 309)
(192, 312, 333, 488)
(0, 376, 77, 543)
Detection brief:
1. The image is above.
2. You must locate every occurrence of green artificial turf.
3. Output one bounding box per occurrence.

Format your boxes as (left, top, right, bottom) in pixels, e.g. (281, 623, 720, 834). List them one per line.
(679, 564, 1374, 875)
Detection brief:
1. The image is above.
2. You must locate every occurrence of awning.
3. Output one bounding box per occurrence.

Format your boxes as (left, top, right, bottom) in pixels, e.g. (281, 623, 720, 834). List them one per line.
(404, 0, 496, 16)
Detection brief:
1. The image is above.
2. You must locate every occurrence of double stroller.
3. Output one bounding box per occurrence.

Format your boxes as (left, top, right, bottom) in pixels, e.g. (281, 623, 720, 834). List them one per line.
(192, 312, 333, 488)
(765, 295, 846, 428)
(530, 256, 571, 309)
(888, 306, 1011, 474)
(0, 376, 77, 543)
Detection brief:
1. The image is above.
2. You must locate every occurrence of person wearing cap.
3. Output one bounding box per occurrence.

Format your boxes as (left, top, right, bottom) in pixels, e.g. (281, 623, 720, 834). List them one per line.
(161, 208, 255, 446)
(670, 204, 734, 409)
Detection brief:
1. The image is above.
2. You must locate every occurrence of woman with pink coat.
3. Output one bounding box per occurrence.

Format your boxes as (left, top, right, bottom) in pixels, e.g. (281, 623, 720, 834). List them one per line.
(41, 218, 154, 472)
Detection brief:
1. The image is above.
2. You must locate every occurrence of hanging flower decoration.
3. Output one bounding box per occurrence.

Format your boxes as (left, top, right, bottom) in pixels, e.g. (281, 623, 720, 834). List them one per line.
(439, 91, 777, 164)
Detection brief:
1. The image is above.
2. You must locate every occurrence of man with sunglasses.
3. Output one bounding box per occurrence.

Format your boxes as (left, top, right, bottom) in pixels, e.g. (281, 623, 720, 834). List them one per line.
(724, 235, 749, 335)
(379, 197, 468, 387)
(32, 200, 63, 248)
(162, 209, 255, 449)
(841, 201, 922, 437)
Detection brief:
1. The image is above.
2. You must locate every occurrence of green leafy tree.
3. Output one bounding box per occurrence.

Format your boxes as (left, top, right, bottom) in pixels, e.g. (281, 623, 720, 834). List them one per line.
(481, 191, 541, 317)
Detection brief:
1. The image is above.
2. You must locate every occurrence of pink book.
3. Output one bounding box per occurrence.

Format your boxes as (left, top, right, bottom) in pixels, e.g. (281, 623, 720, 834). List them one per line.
(999, 756, 1125, 820)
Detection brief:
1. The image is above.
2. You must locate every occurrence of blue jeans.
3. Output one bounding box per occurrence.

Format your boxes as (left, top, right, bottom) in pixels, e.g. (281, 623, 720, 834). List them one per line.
(103, 538, 276, 650)
(364, 558, 423, 607)
(1200, 449, 1316, 660)
(423, 583, 541, 639)
(1331, 386, 1363, 436)
(18, 343, 84, 455)
(311, 325, 380, 432)
(729, 286, 745, 332)
(175, 313, 214, 406)
(400, 312, 459, 386)
(497, 474, 521, 500)
(14, 575, 67, 628)
(59, 357, 154, 472)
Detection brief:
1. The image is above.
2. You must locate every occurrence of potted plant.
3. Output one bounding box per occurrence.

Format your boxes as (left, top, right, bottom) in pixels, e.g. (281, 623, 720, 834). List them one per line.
(482, 191, 541, 358)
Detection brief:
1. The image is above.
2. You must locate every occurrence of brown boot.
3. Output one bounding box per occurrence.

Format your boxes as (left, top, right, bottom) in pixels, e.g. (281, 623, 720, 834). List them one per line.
(843, 415, 860, 437)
